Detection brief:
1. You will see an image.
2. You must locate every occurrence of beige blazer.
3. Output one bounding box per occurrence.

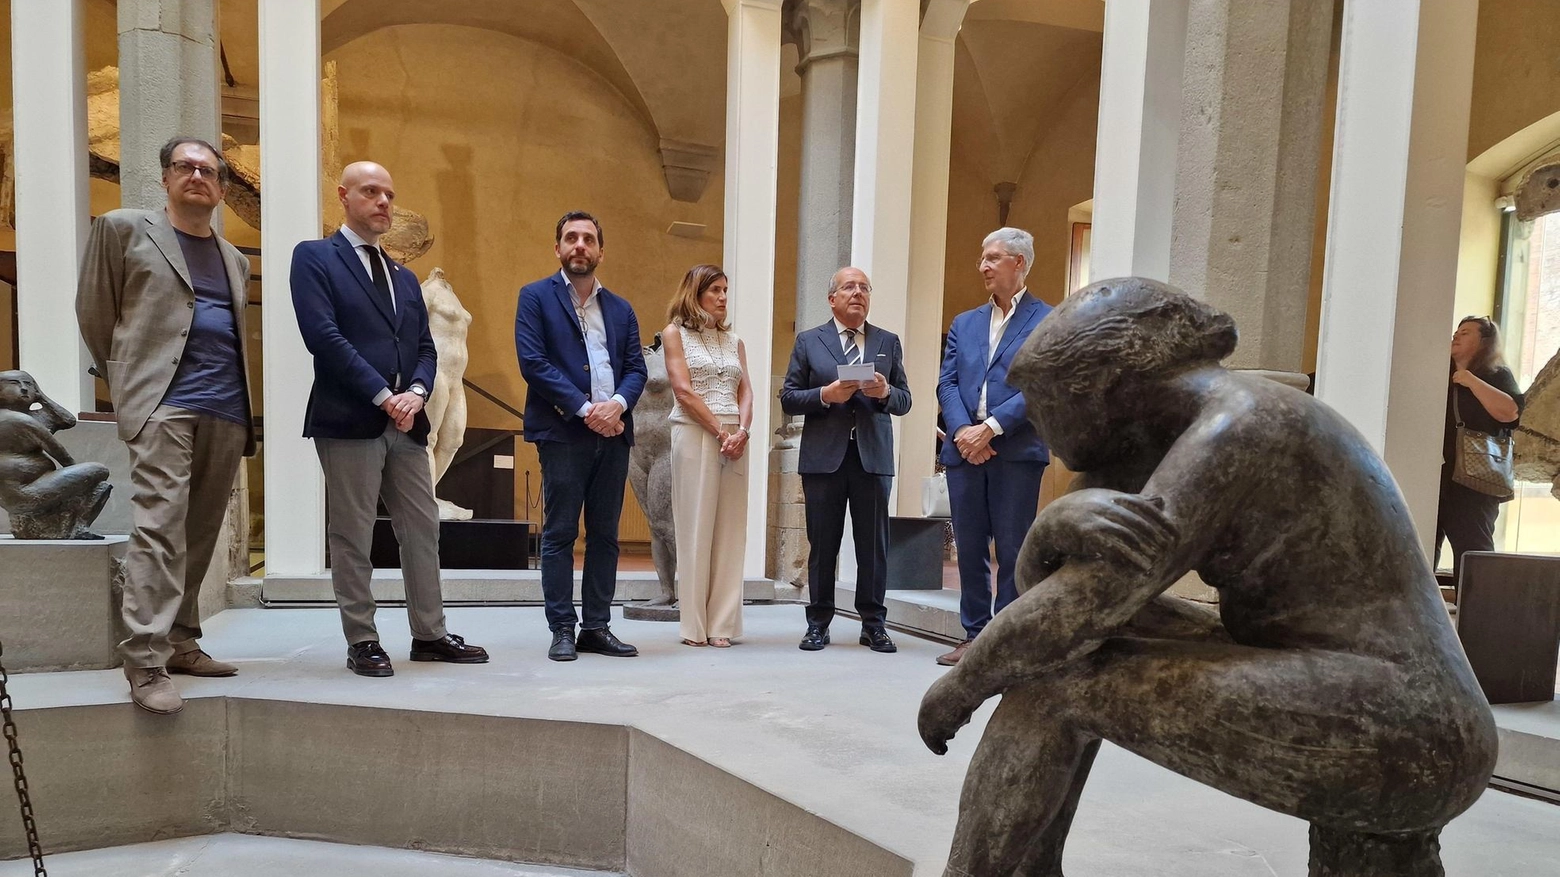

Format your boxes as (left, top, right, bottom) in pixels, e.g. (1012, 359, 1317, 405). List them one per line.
(75, 208, 257, 455)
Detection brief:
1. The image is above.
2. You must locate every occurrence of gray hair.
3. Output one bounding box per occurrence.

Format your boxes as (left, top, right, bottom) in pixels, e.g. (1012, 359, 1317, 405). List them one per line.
(982, 227, 1034, 276)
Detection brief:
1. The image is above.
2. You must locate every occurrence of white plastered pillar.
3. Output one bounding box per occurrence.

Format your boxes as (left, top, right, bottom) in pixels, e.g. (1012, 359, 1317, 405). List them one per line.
(896, 0, 970, 516)
(1315, 0, 1480, 557)
(259, 0, 325, 576)
(1088, 0, 1189, 282)
(12, 0, 93, 414)
(722, 0, 783, 581)
(850, 0, 919, 523)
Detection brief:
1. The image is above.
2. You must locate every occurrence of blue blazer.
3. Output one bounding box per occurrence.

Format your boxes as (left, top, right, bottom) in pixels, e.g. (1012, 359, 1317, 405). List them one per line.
(780, 321, 911, 476)
(291, 231, 437, 444)
(514, 273, 647, 445)
(937, 294, 1052, 466)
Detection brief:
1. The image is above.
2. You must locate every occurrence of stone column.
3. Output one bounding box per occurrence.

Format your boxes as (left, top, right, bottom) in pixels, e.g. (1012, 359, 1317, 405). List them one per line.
(721, 0, 784, 582)
(897, 0, 970, 517)
(1170, 0, 1334, 372)
(11, 0, 93, 415)
(1089, 0, 1189, 281)
(259, 0, 325, 577)
(117, 0, 220, 210)
(786, 0, 858, 330)
(1315, 0, 1479, 557)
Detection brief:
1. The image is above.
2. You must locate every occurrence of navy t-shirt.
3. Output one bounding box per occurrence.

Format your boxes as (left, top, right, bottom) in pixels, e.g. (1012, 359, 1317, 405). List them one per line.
(161, 229, 250, 425)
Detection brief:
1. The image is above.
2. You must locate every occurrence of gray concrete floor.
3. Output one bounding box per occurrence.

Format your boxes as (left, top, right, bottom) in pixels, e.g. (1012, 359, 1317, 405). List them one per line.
(0, 834, 621, 876)
(6, 605, 1559, 876)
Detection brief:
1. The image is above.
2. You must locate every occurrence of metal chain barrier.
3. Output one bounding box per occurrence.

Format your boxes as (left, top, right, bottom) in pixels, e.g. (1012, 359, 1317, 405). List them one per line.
(0, 639, 46, 876)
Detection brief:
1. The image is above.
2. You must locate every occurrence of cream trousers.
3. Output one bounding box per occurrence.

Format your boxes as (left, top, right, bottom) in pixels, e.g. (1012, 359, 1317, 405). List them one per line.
(670, 420, 748, 641)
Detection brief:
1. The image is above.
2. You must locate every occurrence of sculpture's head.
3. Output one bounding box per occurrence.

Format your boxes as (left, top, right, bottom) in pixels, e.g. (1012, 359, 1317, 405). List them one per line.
(0, 370, 76, 432)
(1010, 277, 1237, 470)
(0, 370, 40, 411)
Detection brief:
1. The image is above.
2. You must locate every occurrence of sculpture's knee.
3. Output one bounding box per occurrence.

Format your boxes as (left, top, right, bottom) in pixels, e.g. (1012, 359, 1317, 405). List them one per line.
(1308, 825, 1443, 877)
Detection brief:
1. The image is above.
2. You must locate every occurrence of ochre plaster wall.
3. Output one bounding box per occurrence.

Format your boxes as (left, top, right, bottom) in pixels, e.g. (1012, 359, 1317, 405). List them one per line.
(327, 24, 725, 432)
(1468, 0, 1560, 163)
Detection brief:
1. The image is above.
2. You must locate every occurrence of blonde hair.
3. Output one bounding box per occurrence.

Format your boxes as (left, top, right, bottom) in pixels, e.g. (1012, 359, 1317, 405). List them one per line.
(667, 264, 729, 330)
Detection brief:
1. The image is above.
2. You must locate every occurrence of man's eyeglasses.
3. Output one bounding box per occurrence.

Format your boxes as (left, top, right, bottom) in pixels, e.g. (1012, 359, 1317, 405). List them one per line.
(834, 282, 872, 297)
(168, 161, 222, 180)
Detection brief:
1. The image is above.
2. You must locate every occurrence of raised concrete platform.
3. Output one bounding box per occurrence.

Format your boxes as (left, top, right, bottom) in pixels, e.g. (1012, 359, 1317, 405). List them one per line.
(0, 535, 126, 670)
(0, 834, 621, 876)
(2, 606, 1557, 876)
(262, 569, 776, 604)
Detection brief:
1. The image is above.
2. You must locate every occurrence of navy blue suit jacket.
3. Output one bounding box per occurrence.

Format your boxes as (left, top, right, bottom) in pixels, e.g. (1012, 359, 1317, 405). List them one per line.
(937, 294, 1052, 466)
(514, 273, 647, 445)
(780, 321, 911, 476)
(291, 231, 436, 444)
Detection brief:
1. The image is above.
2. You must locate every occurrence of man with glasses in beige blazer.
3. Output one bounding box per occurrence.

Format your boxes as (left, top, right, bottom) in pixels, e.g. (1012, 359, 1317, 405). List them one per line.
(77, 137, 255, 715)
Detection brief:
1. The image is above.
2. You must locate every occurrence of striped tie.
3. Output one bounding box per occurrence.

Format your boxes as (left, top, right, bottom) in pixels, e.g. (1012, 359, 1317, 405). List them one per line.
(843, 327, 862, 365)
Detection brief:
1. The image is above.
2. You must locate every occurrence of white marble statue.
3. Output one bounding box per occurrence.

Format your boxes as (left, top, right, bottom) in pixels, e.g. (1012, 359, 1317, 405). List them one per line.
(422, 267, 473, 521)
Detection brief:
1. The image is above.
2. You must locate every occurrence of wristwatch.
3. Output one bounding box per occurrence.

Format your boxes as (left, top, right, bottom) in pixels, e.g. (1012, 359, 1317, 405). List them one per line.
(410, 384, 427, 400)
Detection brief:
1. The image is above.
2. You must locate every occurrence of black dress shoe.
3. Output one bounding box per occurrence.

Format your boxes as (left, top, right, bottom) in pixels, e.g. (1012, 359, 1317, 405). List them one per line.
(576, 626, 639, 657)
(410, 633, 490, 664)
(798, 626, 830, 651)
(549, 628, 578, 662)
(347, 641, 394, 677)
(860, 628, 897, 653)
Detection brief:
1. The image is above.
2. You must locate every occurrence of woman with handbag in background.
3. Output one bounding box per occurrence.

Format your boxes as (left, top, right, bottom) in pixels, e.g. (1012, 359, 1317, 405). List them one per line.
(1437, 316, 1523, 584)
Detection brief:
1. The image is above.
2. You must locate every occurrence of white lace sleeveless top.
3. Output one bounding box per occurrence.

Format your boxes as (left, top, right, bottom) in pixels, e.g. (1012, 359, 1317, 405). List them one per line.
(669, 325, 742, 422)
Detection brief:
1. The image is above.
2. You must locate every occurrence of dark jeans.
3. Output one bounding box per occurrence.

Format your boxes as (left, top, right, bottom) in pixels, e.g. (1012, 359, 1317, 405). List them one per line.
(536, 435, 631, 631)
(801, 441, 890, 630)
(947, 457, 1046, 639)
(1434, 463, 1502, 587)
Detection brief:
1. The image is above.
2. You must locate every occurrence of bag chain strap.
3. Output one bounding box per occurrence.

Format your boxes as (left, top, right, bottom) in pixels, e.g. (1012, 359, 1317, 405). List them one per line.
(0, 639, 46, 875)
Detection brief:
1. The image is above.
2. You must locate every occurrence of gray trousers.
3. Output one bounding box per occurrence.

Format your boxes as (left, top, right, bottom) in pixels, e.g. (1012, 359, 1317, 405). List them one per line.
(120, 405, 247, 668)
(316, 421, 447, 645)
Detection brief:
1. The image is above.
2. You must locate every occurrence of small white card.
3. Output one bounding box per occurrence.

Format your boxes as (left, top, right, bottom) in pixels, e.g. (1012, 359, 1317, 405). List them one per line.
(837, 363, 877, 382)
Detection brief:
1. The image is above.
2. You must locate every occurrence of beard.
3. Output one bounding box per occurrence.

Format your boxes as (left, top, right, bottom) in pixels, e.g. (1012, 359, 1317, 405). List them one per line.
(562, 254, 599, 276)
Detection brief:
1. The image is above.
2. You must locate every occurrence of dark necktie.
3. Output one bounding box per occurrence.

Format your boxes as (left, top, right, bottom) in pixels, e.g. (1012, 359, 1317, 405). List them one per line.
(843, 327, 862, 365)
(361, 244, 394, 315)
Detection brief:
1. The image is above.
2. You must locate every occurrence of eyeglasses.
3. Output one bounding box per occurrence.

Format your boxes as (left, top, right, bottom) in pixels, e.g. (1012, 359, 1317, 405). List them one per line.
(168, 161, 222, 180)
(834, 282, 872, 296)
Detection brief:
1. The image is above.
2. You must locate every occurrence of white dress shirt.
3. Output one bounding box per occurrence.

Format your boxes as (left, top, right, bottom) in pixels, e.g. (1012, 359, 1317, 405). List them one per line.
(338, 224, 414, 406)
(561, 270, 629, 418)
(975, 288, 1026, 435)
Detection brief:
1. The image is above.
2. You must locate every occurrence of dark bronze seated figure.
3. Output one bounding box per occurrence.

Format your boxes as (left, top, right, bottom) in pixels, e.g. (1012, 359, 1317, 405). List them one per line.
(0, 370, 111, 539)
(919, 278, 1495, 877)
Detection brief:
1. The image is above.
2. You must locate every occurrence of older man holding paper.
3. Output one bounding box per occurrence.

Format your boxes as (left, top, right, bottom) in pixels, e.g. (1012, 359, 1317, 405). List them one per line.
(779, 267, 912, 653)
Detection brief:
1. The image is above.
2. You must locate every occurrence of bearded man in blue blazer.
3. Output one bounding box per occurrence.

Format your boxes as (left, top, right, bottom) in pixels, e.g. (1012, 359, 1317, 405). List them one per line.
(292, 161, 489, 677)
(515, 212, 648, 662)
(933, 228, 1053, 666)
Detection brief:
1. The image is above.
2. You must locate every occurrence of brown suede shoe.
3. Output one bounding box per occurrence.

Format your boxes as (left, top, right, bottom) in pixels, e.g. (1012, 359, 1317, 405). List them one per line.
(124, 666, 184, 715)
(935, 640, 971, 666)
(167, 648, 238, 677)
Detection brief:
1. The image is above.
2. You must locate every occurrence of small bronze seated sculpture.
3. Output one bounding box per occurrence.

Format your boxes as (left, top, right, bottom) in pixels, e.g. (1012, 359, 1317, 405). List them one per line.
(0, 370, 111, 539)
(919, 279, 1495, 877)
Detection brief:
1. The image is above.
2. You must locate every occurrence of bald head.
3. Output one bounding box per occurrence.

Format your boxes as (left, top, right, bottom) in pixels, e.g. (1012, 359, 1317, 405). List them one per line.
(338, 161, 396, 242)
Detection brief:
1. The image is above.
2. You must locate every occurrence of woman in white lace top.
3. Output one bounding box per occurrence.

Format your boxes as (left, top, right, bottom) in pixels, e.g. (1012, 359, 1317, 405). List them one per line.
(662, 264, 754, 647)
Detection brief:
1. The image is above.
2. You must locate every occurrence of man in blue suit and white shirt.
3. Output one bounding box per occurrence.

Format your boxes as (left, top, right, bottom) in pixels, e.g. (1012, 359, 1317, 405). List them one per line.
(780, 266, 912, 653)
(516, 212, 647, 662)
(292, 160, 488, 677)
(933, 227, 1053, 666)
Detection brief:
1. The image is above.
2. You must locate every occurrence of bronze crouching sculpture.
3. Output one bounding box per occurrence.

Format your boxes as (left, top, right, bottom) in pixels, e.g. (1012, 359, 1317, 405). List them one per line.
(918, 279, 1495, 877)
(0, 370, 112, 539)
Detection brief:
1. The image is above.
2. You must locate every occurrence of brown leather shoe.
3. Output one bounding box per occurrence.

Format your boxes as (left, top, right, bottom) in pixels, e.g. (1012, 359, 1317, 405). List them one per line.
(124, 666, 184, 715)
(347, 641, 395, 677)
(935, 640, 971, 666)
(167, 648, 238, 677)
(409, 633, 490, 664)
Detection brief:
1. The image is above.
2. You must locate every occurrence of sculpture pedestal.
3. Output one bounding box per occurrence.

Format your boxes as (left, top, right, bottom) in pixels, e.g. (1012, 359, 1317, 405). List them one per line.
(623, 601, 680, 622)
(0, 535, 126, 671)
